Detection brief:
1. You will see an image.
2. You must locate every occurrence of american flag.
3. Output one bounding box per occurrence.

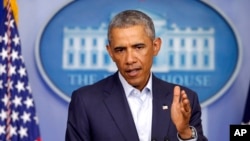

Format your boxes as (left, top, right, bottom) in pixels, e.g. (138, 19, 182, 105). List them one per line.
(0, 0, 41, 140)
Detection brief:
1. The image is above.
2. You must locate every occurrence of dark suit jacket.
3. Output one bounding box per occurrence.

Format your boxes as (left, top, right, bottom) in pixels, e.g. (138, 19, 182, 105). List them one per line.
(66, 72, 207, 141)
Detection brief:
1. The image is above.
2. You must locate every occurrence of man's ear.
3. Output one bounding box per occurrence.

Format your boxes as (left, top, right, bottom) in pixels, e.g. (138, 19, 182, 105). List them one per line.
(153, 37, 162, 56)
(106, 45, 115, 61)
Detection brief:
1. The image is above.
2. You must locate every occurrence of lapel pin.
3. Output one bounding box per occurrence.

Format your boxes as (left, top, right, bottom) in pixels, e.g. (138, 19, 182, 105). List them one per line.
(162, 105, 168, 110)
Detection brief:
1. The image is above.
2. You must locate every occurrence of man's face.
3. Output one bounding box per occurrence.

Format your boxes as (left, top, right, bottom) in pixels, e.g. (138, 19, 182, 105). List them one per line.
(107, 25, 161, 90)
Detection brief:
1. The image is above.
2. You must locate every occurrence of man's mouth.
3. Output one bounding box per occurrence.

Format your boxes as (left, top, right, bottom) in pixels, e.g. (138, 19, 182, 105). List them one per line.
(126, 68, 140, 77)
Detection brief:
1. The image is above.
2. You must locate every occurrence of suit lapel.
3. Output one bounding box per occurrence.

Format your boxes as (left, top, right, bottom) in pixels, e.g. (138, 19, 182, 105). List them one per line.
(102, 73, 174, 140)
(103, 73, 139, 141)
(151, 75, 173, 140)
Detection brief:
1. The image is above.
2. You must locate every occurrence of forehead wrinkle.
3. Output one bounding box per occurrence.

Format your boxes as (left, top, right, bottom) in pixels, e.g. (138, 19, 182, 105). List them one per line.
(110, 25, 149, 48)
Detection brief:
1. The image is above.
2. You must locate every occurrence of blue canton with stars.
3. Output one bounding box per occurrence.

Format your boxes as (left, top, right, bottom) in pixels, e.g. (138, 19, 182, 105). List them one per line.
(0, 5, 41, 141)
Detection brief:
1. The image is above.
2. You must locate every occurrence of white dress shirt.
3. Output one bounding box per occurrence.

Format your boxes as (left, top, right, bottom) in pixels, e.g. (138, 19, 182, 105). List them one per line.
(118, 72, 197, 141)
(119, 72, 152, 141)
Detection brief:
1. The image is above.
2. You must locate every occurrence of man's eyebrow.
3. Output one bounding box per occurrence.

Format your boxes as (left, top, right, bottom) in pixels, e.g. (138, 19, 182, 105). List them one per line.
(113, 46, 126, 49)
(112, 43, 145, 49)
(132, 43, 145, 47)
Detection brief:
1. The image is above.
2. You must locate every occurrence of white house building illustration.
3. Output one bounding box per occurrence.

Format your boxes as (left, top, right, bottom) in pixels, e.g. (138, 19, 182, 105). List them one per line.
(62, 11, 215, 72)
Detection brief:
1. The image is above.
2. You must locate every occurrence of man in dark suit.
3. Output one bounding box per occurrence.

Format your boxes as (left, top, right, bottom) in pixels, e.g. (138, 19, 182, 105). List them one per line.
(66, 10, 208, 141)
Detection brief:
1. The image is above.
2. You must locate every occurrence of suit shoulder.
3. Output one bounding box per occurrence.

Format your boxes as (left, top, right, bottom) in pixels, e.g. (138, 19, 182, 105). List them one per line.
(153, 75, 198, 96)
(72, 74, 116, 97)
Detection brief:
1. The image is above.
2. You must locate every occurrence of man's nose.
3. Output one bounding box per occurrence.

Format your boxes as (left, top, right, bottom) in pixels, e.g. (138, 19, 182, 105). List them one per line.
(125, 49, 136, 65)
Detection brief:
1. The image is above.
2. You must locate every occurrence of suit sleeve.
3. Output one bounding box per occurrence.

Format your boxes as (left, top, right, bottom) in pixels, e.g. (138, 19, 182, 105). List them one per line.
(65, 90, 91, 141)
(189, 91, 208, 141)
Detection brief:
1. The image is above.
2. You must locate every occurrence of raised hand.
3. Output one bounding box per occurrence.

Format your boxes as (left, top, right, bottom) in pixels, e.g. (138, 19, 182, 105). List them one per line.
(171, 86, 192, 139)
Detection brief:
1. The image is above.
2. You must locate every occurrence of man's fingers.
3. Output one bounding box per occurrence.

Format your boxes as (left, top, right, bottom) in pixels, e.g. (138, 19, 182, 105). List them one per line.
(181, 90, 191, 113)
(173, 86, 181, 103)
(182, 100, 190, 113)
(173, 86, 191, 113)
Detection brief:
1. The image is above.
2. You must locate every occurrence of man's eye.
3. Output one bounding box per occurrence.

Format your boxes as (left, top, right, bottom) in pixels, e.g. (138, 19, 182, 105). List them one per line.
(135, 45, 144, 50)
(114, 48, 124, 52)
(136, 46, 143, 49)
(134, 44, 145, 50)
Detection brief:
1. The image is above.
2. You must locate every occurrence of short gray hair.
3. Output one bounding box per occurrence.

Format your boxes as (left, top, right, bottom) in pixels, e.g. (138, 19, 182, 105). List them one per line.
(107, 10, 155, 42)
